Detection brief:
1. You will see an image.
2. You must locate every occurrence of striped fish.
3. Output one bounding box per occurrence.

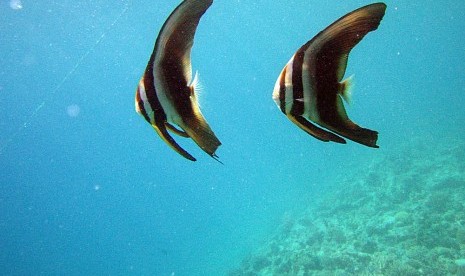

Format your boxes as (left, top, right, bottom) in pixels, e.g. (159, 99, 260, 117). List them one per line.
(135, 0, 221, 162)
(272, 3, 386, 148)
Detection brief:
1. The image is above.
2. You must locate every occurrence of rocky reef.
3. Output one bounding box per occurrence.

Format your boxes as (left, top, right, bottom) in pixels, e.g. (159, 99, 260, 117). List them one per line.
(231, 137, 465, 275)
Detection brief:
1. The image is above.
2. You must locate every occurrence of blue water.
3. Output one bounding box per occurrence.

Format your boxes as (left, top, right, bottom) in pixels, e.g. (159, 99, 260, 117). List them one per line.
(1, 0, 464, 275)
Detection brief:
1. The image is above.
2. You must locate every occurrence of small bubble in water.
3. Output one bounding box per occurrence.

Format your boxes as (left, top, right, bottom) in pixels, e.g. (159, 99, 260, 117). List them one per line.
(9, 0, 23, 10)
(66, 104, 80, 117)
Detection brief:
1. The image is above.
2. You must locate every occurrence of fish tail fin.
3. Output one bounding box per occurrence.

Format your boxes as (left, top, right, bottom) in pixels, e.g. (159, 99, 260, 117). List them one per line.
(179, 111, 221, 158)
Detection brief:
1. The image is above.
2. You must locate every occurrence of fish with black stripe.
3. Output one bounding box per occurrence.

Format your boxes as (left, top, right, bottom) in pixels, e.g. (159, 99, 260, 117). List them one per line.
(135, 0, 221, 162)
(272, 3, 387, 148)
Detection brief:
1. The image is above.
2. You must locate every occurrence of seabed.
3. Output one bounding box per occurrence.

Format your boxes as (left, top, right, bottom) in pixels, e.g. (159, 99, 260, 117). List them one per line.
(231, 136, 465, 275)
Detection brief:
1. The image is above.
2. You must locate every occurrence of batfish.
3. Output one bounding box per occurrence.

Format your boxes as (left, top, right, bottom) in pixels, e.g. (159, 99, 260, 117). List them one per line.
(272, 3, 386, 148)
(135, 0, 221, 161)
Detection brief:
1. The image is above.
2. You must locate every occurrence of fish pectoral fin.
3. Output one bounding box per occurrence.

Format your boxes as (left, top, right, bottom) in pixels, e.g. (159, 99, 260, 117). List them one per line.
(189, 71, 202, 96)
(288, 114, 346, 144)
(166, 122, 190, 138)
(339, 75, 354, 105)
(152, 123, 196, 161)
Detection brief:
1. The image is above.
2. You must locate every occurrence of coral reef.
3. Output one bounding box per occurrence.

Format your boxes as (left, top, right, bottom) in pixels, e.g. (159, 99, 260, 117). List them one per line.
(230, 137, 465, 275)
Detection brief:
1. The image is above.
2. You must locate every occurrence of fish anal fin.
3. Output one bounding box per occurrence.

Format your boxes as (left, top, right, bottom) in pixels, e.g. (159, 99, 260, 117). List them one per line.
(152, 123, 196, 161)
(326, 122, 379, 148)
(321, 97, 379, 148)
(288, 114, 346, 144)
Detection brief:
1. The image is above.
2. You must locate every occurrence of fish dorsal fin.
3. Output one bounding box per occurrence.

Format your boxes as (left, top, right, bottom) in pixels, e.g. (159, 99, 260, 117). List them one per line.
(339, 74, 354, 105)
(302, 3, 386, 82)
(153, 0, 213, 84)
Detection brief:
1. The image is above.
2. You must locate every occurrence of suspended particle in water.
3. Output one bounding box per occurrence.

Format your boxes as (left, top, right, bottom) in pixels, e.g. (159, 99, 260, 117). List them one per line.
(0, 2, 130, 155)
(9, 0, 23, 10)
(66, 104, 80, 117)
(21, 53, 36, 66)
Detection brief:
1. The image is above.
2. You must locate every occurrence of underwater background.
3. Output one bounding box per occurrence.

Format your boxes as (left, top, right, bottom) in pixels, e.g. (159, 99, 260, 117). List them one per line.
(1, 0, 464, 275)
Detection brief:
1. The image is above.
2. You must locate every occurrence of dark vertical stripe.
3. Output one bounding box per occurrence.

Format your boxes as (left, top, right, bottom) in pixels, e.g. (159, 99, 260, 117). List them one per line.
(143, 59, 167, 126)
(291, 51, 305, 116)
(160, 57, 192, 118)
(279, 67, 287, 114)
